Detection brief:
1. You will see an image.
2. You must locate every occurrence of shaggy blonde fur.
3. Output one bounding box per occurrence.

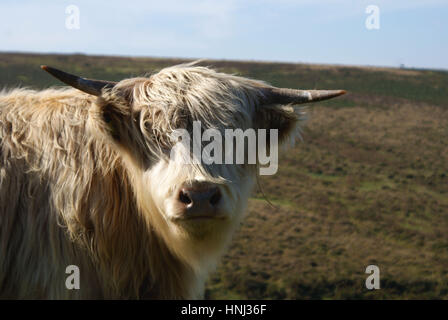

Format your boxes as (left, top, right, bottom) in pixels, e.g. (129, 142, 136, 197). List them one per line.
(0, 64, 300, 299)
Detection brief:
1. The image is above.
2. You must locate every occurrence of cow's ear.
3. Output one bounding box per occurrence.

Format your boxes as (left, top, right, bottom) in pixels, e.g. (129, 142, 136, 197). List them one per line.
(98, 101, 130, 141)
(255, 87, 346, 143)
(255, 105, 300, 144)
(92, 93, 151, 167)
(92, 86, 136, 143)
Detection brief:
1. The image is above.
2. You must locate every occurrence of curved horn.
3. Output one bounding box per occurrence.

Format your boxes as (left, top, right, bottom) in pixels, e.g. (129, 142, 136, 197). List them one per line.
(261, 87, 346, 105)
(41, 65, 117, 96)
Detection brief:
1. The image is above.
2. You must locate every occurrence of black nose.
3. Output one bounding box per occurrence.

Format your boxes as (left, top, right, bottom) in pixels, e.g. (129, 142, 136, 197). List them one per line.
(178, 186, 222, 209)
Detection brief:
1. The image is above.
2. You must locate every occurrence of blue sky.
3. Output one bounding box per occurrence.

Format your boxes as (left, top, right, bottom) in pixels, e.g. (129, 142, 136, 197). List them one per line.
(1, 0, 447, 70)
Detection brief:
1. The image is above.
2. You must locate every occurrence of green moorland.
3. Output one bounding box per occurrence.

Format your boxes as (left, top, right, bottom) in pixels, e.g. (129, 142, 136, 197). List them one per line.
(1, 52, 447, 299)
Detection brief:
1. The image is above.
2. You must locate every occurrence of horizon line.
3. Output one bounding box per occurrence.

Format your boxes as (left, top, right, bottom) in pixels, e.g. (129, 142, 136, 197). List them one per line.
(1, 50, 447, 73)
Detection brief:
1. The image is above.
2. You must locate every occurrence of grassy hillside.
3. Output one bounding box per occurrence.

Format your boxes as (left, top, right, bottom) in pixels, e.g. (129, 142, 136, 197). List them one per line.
(1, 52, 447, 299)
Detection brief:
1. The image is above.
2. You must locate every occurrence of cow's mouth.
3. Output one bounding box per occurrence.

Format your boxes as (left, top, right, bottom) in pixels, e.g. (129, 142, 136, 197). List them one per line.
(172, 214, 227, 222)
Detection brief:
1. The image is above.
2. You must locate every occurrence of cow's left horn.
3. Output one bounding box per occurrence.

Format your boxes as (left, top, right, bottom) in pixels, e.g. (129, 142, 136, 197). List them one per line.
(41, 65, 117, 96)
(261, 87, 346, 105)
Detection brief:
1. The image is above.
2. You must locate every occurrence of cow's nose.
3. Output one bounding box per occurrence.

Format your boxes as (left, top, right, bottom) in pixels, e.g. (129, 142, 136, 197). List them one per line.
(178, 184, 222, 213)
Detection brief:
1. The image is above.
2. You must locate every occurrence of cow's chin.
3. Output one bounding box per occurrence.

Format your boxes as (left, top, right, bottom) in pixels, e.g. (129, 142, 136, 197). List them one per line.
(140, 160, 255, 267)
(159, 199, 245, 268)
(169, 211, 234, 241)
(162, 197, 235, 241)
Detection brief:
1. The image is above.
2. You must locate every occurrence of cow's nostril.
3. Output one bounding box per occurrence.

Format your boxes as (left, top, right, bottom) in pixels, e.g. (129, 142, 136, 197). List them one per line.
(179, 189, 192, 205)
(209, 188, 221, 206)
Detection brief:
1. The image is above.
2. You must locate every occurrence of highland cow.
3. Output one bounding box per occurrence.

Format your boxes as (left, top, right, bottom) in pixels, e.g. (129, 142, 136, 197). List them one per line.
(0, 62, 345, 299)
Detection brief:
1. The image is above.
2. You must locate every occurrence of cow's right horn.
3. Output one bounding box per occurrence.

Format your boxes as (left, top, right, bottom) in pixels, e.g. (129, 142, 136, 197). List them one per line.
(41, 65, 117, 96)
(261, 87, 346, 105)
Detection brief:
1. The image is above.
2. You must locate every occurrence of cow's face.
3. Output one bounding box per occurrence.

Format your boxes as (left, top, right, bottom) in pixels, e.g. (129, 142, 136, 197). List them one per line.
(42, 64, 345, 266)
(98, 67, 298, 262)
